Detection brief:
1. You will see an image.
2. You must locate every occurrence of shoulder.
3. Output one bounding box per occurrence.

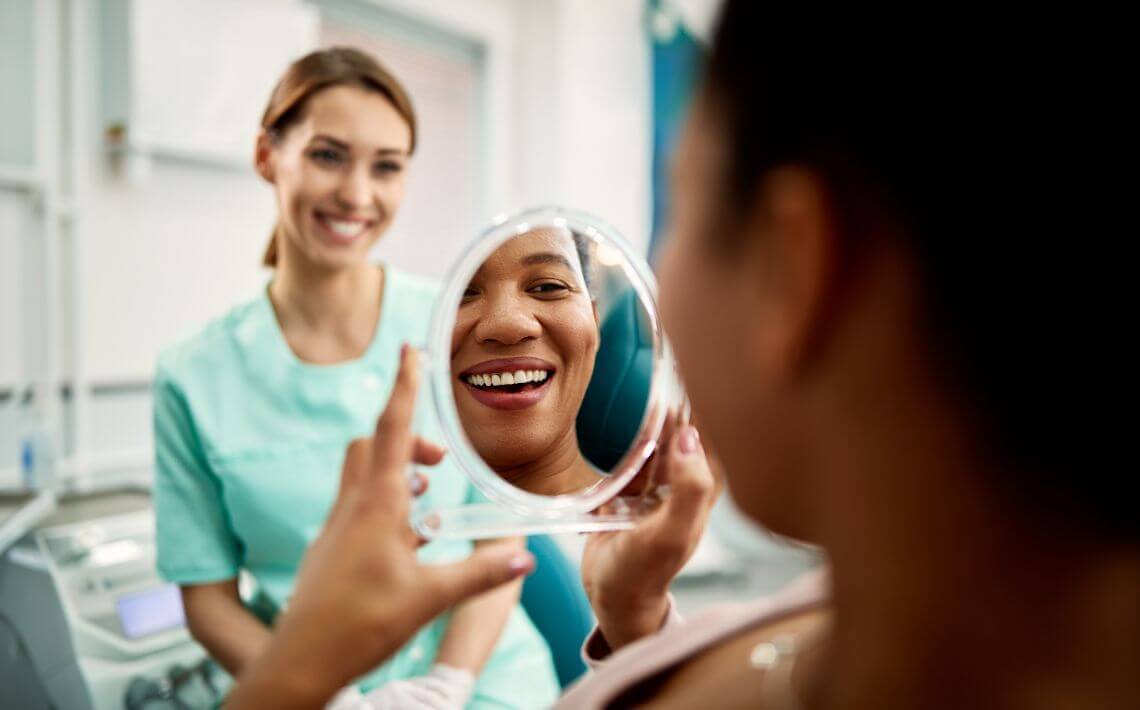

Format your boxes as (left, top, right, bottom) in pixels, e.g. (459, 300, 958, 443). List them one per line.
(155, 294, 268, 389)
(381, 265, 444, 345)
(557, 570, 830, 708)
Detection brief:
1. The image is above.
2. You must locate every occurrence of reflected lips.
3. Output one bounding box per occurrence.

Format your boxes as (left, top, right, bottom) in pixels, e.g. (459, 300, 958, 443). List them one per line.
(457, 357, 555, 411)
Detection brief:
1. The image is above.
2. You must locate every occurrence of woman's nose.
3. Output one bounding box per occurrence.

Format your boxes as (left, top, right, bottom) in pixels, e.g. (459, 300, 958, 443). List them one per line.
(335, 165, 373, 209)
(474, 295, 542, 346)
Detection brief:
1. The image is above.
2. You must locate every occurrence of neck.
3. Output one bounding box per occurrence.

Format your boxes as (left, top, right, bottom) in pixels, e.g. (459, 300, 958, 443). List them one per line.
(497, 427, 597, 496)
(268, 239, 383, 363)
(810, 329, 1139, 706)
(820, 485, 1140, 708)
(798, 249, 1140, 708)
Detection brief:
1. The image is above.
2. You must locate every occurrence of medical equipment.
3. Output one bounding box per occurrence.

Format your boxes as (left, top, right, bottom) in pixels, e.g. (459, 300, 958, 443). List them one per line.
(0, 489, 229, 709)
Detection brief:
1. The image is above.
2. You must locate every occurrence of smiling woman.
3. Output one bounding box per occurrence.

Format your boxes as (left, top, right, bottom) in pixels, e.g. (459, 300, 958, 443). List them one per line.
(451, 227, 602, 495)
(151, 47, 559, 709)
(258, 47, 416, 270)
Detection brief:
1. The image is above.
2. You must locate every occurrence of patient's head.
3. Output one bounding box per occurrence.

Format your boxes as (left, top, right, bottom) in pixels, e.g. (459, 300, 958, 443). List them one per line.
(657, 1, 1131, 544)
(451, 228, 600, 491)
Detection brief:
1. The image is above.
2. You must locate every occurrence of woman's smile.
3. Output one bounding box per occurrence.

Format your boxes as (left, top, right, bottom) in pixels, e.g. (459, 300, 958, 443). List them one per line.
(457, 356, 557, 411)
(312, 209, 378, 245)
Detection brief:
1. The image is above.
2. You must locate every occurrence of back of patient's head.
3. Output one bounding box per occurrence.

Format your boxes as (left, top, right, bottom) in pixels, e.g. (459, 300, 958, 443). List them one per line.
(703, 3, 1130, 539)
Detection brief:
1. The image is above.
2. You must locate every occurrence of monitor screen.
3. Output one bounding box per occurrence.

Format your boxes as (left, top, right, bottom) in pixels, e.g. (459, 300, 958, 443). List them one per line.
(116, 583, 186, 639)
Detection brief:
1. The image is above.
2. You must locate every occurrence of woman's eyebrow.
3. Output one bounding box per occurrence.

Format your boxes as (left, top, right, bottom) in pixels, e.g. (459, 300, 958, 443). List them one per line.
(520, 252, 574, 270)
(310, 134, 350, 150)
(309, 135, 406, 156)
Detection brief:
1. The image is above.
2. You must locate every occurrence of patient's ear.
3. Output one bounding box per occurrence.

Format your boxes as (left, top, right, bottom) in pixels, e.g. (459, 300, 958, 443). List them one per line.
(254, 130, 277, 184)
(743, 165, 838, 381)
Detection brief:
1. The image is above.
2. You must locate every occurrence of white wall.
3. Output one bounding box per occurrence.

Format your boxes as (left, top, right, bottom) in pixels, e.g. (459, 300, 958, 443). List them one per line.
(512, 0, 652, 254)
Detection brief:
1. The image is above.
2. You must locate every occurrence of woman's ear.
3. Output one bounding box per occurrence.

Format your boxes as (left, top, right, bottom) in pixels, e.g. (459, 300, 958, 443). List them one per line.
(744, 165, 839, 381)
(254, 130, 277, 184)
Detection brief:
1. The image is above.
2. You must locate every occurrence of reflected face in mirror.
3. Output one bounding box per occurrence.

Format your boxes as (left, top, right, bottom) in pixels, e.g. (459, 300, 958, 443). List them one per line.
(451, 228, 602, 495)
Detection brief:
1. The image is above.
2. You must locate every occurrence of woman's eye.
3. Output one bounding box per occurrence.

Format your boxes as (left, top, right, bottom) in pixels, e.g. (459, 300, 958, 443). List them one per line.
(309, 148, 343, 166)
(374, 160, 403, 175)
(528, 281, 570, 297)
(461, 287, 479, 302)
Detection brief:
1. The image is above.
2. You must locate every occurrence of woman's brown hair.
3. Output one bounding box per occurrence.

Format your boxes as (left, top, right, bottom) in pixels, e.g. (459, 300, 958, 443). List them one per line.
(259, 47, 417, 267)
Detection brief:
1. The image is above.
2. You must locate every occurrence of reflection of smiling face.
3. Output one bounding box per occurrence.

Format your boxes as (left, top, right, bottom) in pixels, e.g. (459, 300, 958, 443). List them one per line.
(451, 228, 600, 474)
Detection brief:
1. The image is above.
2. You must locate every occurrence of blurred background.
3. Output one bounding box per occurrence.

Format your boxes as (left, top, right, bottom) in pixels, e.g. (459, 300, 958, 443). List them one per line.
(1, 1, 816, 705)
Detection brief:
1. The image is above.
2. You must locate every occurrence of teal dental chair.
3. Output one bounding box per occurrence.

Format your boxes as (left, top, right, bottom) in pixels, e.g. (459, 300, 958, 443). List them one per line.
(522, 535, 594, 688)
(576, 287, 654, 473)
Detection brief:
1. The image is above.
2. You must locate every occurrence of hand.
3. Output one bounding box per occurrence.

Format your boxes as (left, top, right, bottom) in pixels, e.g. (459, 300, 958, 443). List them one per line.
(363, 665, 475, 709)
(227, 346, 535, 709)
(581, 420, 719, 651)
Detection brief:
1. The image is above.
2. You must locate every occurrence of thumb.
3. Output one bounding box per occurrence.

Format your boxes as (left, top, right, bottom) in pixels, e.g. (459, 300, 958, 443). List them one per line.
(421, 546, 535, 610)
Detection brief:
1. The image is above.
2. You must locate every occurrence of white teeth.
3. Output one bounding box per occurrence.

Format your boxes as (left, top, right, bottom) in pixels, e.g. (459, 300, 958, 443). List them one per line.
(466, 369, 552, 388)
(325, 218, 367, 237)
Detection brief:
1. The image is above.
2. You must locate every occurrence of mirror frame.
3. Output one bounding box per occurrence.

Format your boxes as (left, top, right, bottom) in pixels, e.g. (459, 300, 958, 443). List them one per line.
(426, 206, 676, 517)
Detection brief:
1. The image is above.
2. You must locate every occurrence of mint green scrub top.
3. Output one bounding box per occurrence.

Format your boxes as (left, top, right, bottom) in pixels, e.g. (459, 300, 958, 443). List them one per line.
(153, 266, 559, 707)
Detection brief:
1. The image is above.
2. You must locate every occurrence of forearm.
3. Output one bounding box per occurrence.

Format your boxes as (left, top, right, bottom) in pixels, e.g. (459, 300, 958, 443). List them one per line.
(434, 538, 524, 673)
(185, 594, 274, 677)
(593, 589, 672, 652)
(197, 613, 274, 677)
(225, 634, 341, 710)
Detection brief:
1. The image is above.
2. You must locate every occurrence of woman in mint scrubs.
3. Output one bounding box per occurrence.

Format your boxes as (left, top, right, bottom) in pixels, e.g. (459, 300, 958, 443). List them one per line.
(152, 48, 558, 708)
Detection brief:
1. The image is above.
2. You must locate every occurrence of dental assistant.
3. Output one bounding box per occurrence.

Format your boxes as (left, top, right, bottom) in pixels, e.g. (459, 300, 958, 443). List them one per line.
(152, 48, 557, 708)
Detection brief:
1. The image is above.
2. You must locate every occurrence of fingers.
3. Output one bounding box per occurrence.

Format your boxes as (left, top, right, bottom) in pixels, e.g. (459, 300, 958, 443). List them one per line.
(422, 546, 536, 611)
(409, 472, 429, 497)
(329, 437, 372, 522)
(412, 436, 446, 467)
(652, 425, 717, 531)
(369, 345, 421, 492)
(614, 407, 680, 498)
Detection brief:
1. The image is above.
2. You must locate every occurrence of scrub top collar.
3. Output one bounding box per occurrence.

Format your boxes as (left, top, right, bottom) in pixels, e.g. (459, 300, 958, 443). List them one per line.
(257, 262, 400, 377)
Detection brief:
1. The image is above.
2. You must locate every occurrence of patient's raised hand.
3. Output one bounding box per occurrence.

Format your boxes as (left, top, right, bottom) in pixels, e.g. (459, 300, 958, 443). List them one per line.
(581, 421, 718, 652)
(228, 346, 536, 709)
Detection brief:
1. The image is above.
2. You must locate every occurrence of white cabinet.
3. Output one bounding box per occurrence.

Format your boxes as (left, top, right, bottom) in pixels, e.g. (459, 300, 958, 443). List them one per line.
(101, 0, 319, 165)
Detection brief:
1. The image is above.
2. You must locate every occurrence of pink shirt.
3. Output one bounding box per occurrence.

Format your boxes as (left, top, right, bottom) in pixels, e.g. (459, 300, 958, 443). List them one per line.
(556, 570, 829, 709)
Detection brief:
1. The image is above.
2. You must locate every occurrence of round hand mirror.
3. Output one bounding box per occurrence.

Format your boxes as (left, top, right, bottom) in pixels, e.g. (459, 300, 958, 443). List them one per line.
(414, 206, 683, 539)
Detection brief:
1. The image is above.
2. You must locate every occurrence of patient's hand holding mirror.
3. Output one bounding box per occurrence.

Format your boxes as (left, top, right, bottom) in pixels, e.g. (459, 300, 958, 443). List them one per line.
(416, 207, 682, 539)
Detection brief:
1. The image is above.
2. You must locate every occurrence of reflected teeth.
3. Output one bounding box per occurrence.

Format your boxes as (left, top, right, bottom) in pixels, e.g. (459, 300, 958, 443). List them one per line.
(466, 370, 550, 388)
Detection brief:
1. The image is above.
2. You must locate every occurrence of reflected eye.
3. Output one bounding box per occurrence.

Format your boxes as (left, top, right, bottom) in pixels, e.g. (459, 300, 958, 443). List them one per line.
(527, 281, 571, 298)
(308, 148, 344, 166)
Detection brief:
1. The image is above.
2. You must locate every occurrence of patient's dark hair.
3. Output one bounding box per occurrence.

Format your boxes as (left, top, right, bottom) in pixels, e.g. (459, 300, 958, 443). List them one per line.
(703, 3, 1130, 537)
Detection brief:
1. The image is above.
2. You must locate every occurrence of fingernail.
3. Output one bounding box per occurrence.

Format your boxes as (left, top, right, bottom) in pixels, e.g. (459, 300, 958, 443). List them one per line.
(400, 342, 409, 360)
(507, 553, 535, 574)
(410, 475, 426, 495)
(677, 426, 700, 455)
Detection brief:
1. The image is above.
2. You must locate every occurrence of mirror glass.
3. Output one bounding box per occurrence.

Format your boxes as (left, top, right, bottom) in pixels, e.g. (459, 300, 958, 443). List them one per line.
(449, 223, 654, 496)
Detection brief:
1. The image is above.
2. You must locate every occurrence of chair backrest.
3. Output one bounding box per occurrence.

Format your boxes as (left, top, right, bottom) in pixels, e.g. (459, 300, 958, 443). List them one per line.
(576, 287, 654, 472)
(521, 535, 594, 688)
